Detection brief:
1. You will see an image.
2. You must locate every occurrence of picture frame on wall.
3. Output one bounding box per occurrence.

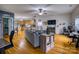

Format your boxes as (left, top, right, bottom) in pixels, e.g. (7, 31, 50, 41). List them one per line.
(63, 23, 65, 25)
(43, 21, 47, 25)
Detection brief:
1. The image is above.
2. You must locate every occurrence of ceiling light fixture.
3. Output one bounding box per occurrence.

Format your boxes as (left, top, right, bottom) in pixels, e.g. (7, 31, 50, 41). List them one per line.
(38, 9, 43, 15)
(38, 12, 43, 15)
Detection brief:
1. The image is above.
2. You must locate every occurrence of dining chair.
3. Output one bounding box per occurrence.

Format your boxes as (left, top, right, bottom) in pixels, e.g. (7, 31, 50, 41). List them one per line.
(0, 30, 15, 53)
(4, 30, 15, 49)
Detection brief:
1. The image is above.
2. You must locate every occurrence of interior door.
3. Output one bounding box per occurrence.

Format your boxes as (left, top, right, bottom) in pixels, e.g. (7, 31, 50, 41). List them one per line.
(3, 17, 9, 36)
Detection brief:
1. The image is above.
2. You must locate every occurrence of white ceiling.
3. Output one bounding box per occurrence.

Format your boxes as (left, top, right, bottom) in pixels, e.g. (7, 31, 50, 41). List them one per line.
(0, 4, 78, 19)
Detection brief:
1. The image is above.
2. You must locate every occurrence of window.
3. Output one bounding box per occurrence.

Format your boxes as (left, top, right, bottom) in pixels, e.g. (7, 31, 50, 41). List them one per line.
(75, 17, 79, 31)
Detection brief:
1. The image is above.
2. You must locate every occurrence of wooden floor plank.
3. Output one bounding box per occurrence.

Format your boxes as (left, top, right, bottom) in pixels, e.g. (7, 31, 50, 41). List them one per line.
(5, 29, 79, 54)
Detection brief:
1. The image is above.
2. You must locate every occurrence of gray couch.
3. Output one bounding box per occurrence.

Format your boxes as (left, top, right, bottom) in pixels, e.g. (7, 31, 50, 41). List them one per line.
(25, 30, 45, 47)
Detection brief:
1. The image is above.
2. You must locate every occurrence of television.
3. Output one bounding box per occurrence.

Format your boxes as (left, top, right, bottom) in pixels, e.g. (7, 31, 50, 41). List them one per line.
(48, 20, 56, 25)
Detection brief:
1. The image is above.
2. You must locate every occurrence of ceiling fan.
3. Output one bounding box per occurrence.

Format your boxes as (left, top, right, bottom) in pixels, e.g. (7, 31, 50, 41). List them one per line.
(38, 8, 47, 15)
(25, 4, 53, 16)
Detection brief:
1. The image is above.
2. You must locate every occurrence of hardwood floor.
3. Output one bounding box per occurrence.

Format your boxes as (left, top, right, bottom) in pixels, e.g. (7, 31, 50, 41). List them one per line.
(5, 28, 79, 54)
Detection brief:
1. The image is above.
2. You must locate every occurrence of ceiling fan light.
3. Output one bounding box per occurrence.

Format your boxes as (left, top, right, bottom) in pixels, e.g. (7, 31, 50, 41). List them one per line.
(38, 12, 43, 15)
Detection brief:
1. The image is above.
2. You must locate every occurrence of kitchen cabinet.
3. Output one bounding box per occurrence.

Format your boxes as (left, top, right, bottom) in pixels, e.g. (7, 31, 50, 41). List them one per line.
(40, 33, 54, 53)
